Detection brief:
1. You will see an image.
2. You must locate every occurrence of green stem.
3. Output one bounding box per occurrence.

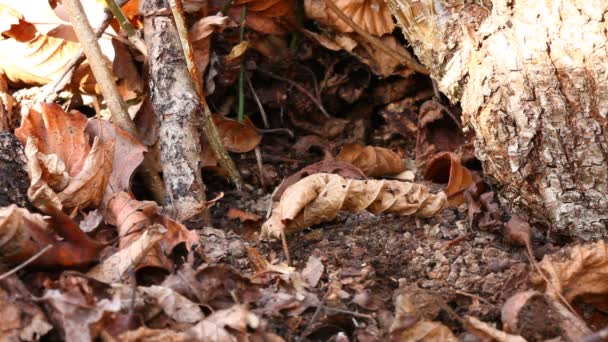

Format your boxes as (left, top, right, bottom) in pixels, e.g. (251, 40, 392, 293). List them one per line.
(105, 0, 147, 56)
(237, 6, 247, 122)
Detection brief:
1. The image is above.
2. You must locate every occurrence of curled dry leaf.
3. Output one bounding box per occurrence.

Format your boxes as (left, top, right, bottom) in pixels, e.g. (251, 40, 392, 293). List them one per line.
(533, 241, 608, 303)
(87, 224, 166, 284)
(0, 204, 103, 267)
(501, 291, 591, 341)
(273, 160, 366, 201)
(463, 316, 526, 342)
(106, 191, 200, 275)
(415, 100, 465, 171)
(15, 103, 115, 213)
(336, 142, 406, 177)
(262, 173, 447, 238)
(0, 75, 15, 132)
(424, 151, 473, 207)
(304, 0, 394, 36)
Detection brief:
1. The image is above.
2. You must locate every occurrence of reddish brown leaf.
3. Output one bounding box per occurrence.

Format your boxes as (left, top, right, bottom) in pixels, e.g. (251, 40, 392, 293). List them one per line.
(424, 152, 473, 207)
(213, 114, 262, 153)
(227, 208, 262, 222)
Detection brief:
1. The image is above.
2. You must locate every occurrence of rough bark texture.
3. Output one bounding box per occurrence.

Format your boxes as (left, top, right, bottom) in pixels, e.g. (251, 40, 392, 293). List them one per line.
(388, 0, 608, 239)
(141, 0, 206, 222)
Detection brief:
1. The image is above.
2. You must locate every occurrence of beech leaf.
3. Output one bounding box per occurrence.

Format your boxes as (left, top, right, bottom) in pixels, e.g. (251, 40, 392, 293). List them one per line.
(336, 142, 406, 177)
(304, 0, 394, 36)
(262, 173, 447, 238)
(424, 151, 473, 207)
(213, 114, 262, 153)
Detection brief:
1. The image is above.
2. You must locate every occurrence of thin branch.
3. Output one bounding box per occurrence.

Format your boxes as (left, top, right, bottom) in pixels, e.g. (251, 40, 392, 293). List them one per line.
(322, 0, 429, 75)
(168, 0, 243, 190)
(0, 245, 53, 281)
(256, 67, 331, 118)
(246, 73, 269, 129)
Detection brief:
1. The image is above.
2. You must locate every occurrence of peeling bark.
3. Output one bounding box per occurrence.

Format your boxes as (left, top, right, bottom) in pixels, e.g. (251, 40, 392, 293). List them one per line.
(388, 0, 608, 239)
(141, 0, 206, 222)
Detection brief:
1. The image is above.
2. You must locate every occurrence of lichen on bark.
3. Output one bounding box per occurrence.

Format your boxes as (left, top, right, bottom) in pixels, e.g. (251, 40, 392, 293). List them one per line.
(388, 0, 608, 239)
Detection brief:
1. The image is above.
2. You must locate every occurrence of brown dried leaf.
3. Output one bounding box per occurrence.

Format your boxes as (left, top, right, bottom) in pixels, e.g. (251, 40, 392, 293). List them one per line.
(86, 118, 146, 199)
(336, 142, 406, 177)
(533, 241, 608, 302)
(302, 255, 324, 287)
(0, 273, 52, 341)
(0, 74, 15, 132)
(304, 0, 394, 36)
(390, 286, 458, 341)
(463, 316, 526, 342)
(105, 192, 199, 275)
(0, 204, 103, 267)
(424, 152, 473, 207)
(213, 114, 262, 153)
(501, 291, 590, 341)
(87, 224, 166, 283)
(415, 100, 464, 171)
(273, 160, 366, 201)
(262, 173, 447, 238)
(227, 207, 262, 222)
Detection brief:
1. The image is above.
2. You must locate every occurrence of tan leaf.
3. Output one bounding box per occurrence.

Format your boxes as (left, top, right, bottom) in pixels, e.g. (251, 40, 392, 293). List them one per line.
(262, 173, 447, 238)
(119, 327, 189, 342)
(390, 286, 458, 342)
(533, 241, 608, 302)
(464, 316, 526, 342)
(424, 152, 474, 207)
(227, 208, 262, 222)
(213, 115, 262, 153)
(87, 224, 166, 283)
(0, 74, 16, 132)
(336, 142, 406, 177)
(106, 192, 198, 274)
(500, 291, 590, 341)
(305, 0, 394, 36)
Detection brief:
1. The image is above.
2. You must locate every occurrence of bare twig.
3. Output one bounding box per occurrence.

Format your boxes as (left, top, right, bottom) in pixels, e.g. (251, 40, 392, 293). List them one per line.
(322, 0, 429, 75)
(63, 0, 165, 203)
(168, 0, 242, 190)
(246, 73, 269, 128)
(0, 245, 53, 281)
(256, 67, 331, 118)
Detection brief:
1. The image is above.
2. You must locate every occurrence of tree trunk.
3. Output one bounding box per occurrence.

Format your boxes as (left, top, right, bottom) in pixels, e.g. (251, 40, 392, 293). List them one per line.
(388, 0, 608, 240)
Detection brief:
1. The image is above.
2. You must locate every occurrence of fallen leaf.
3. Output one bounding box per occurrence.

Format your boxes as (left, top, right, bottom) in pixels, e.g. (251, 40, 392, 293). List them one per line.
(42, 286, 121, 341)
(227, 207, 262, 222)
(0, 272, 53, 341)
(501, 290, 591, 341)
(213, 114, 262, 153)
(0, 74, 15, 132)
(273, 160, 366, 201)
(463, 316, 526, 342)
(305, 0, 394, 36)
(0, 204, 103, 267)
(423, 152, 473, 207)
(262, 173, 447, 238)
(86, 118, 146, 200)
(390, 286, 458, 341)
(533, 241, 608, 303)
(105, 192, 199, 276)
(415, 100, 464, 171)
(188, 305, 256, 342)
(301, 255, 324, 287)
(119, 327, 189, 342)
(464, 181, 504, 232)
(87, 224, 166, 283)
(336, 142, 406, 177)
(16, 104, 115, 212)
